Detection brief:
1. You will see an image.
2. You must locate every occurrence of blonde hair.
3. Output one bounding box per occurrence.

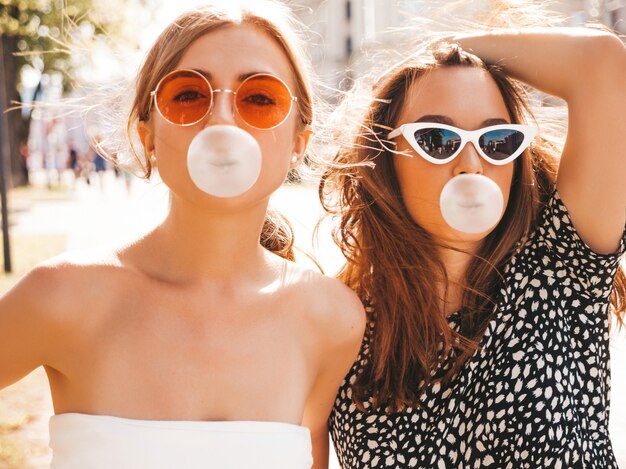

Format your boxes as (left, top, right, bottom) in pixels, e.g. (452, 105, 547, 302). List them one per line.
(114, 1, 314, 260)
(128, 1, 313, 178)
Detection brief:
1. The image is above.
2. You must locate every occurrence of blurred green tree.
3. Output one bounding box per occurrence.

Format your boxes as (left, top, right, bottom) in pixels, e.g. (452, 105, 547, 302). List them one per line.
(0, 0, 129, 186)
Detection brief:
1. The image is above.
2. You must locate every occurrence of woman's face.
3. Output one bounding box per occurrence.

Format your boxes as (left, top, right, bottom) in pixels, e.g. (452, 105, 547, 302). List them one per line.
(392, 66, 515, 245)
(140, 24, 309, 210)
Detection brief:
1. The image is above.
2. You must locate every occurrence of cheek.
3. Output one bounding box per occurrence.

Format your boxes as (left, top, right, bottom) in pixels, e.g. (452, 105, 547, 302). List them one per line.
(392, 155, 450, 231)
(153, 123, 194, 160)
(255, 130, 292, 159)
(394, 156, 446, 205)
(253, 124, 296, 172)
(153, 125, 196, 185)
(484, 163, 515, 209)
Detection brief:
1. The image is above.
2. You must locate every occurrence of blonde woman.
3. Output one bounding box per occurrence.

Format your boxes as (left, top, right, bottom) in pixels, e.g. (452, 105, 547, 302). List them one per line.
(0, 2, 365, 468)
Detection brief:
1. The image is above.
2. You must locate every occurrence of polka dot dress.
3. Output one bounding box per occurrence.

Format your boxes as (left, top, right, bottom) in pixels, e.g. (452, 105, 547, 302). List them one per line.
(330, 191, 626, 468)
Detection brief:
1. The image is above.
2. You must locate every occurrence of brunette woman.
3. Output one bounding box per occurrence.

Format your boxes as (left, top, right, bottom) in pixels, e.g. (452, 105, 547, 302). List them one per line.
(322, 26, 626, 468)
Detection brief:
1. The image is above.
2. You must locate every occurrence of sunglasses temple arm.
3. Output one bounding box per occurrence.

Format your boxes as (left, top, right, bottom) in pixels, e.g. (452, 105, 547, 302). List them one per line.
(144, 91, 156, 121)
(388, 128, 402, 139)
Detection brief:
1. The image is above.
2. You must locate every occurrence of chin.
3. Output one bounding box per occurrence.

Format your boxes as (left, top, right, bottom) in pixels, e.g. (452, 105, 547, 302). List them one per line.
(433, 222, 498, 248)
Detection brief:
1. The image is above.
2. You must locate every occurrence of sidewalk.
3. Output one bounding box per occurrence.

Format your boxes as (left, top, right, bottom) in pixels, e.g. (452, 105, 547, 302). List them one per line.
(0, 170, 624, 468)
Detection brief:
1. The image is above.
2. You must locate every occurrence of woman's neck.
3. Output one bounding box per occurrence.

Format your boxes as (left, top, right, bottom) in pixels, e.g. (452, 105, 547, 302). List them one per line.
(438, 240, 481, 316)
(132, 193, 273, 284)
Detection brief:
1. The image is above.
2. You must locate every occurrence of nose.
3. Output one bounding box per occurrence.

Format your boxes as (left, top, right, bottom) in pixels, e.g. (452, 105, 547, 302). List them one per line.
(206, 89, 236, 126)
(452, 142, 483, 175)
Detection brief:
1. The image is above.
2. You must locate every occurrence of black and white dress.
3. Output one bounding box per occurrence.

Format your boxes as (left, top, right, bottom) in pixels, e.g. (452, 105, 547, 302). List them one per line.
(330, 191, 626, 468)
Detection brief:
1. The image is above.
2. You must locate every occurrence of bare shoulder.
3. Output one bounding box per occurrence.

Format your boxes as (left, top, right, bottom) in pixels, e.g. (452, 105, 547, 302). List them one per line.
(37, 247, 122, 285)
(285, 261, 366, 350)
(0, 248, 128, 385)
(15, 248, 127, 324)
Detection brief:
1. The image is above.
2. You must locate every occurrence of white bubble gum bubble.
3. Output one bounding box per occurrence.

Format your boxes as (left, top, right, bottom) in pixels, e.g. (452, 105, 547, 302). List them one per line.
(439, 174, 504, 234)
(187, 125, 262, 198)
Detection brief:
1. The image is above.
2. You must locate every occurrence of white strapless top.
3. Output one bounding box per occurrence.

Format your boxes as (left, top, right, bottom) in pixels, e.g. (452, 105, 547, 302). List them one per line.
(49, 413, 313, 469)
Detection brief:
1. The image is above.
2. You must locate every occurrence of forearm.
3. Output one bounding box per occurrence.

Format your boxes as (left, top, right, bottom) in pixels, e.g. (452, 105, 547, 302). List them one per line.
(451, 27, 626, 100)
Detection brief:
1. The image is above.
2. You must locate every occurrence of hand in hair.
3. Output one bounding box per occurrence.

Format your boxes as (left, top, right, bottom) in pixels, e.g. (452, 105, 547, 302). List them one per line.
(446, 27, 626, 254)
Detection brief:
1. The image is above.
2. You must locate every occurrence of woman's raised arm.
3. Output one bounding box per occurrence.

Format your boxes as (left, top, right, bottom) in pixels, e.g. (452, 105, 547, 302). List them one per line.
(452, 27, 626, 253)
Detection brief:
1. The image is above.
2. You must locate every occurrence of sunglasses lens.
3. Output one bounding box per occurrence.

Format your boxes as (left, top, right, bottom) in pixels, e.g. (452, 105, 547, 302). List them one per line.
(413, 128, 462, 160)
(479, 129, 525, 161)
(235, 75, 293, 129)
(155, 70, 212, 125)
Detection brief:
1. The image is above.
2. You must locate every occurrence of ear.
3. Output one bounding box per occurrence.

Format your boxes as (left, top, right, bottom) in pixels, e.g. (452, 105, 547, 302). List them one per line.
(137, 121, 155, 162)
(290, 126, 313, 168)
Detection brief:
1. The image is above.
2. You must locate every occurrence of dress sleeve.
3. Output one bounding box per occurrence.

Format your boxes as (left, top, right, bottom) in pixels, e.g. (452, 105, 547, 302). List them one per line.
(532, 189, 626, 300)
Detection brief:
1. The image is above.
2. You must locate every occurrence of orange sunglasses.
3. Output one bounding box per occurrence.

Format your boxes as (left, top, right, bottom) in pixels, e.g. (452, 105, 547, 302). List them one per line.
(148, 69, 298, 129)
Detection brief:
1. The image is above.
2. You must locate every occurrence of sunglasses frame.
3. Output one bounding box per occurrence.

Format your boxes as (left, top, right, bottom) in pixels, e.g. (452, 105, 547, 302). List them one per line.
(149, 68, 299, 129)
(388, 122, 537, 166)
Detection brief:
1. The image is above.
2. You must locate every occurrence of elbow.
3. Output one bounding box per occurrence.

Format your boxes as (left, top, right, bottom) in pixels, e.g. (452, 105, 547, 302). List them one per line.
(587, 33, 626, 83)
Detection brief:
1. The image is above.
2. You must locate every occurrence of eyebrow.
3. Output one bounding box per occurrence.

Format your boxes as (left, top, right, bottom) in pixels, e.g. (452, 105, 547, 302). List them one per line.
(414, 115, 510, 127)
(190, 68, 271, 83)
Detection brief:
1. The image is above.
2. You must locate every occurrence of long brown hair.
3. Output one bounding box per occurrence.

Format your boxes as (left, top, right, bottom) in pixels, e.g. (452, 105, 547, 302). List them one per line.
(319, 43, 626, 412)
(124, 1, 313, 260)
